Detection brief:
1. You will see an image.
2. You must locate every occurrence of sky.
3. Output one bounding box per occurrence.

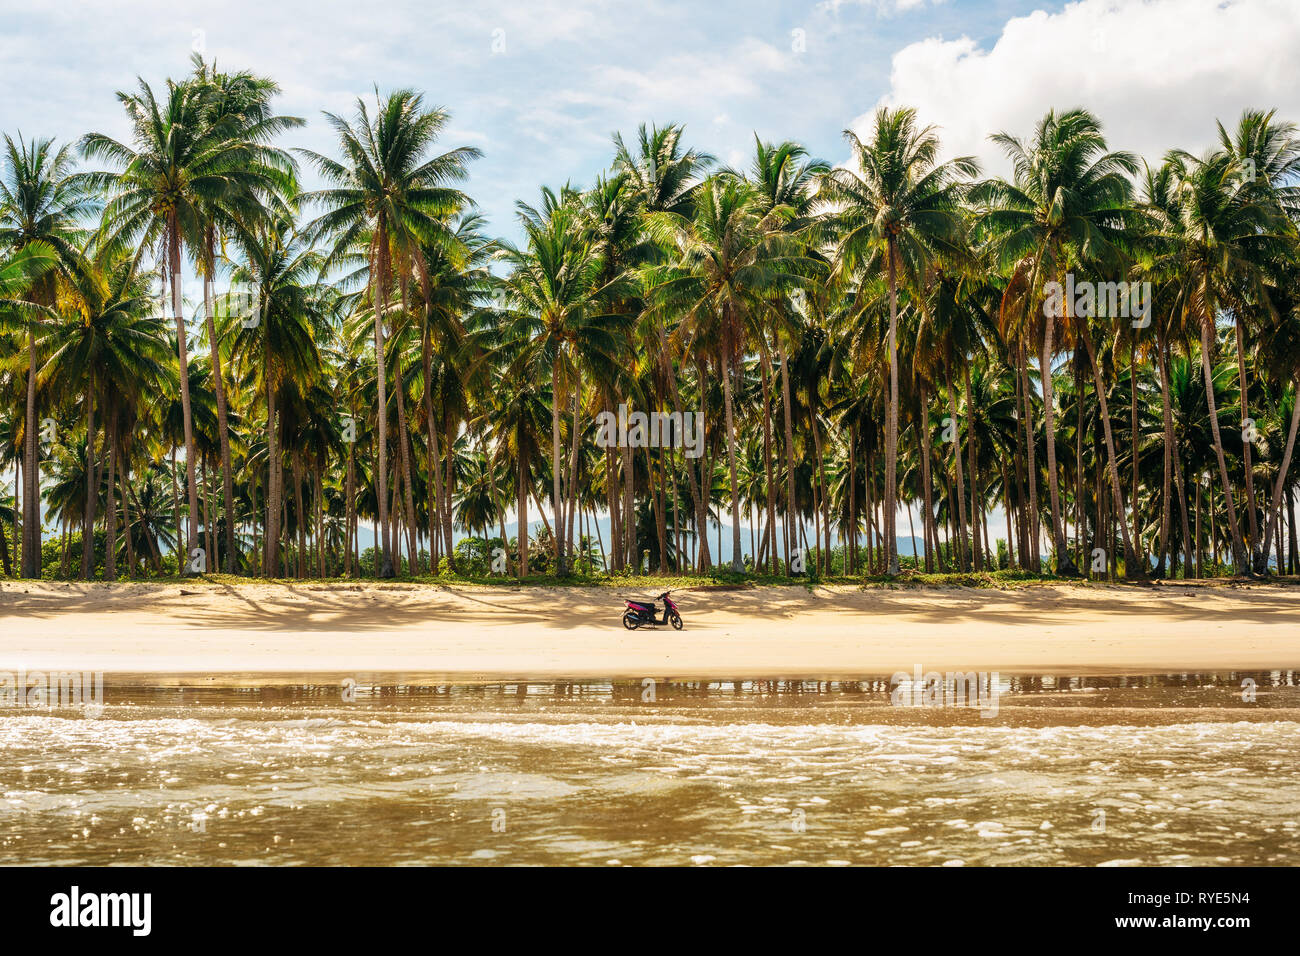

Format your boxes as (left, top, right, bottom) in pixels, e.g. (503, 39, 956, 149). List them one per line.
(5, 0, 1300, 247)
(5, 0, 1300, 551)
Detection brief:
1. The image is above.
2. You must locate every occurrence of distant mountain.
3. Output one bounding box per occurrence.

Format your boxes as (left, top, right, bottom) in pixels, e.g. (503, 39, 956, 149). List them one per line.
(352, 516, 927, 567)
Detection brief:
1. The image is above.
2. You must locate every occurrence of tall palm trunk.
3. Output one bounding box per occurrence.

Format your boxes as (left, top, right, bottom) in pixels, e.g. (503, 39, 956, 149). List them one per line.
(779, 344, 796, 572)
(550, 358, 567, 576)
(1255, 378, 1300, 574)
(1198, 282, 1248, 573)
(393, 354, 420, 572)
(105, 402, 117, 581)
(168, 224, 201, 571)
(721, 334, 745, 573)
(1018, 341, 1042, 570)
(964, 364, 981, 571)
(759, 348, 778, 573)
(622, 439, 635, 571)
(1154, 333, 1176, 576)
(918, 382, 936, 572)
(21, 330, 39, 577)
(264, 367, 282, 578)
(944, 366, 969, 571)
(371, 237, 395, 578)
(1080, 329, 1141, 577)
(1234, 315, 1260, 550)
(517, 453, 529, 579)
(883, 247, 901, 575)
(659, 328, 710, 570)
(203, 234, 237, 573)
(1041, 294, 1076, 575)
(420, 327, 454, 567)
(565, 368, 582, 564)
(80, 378, 97, 580)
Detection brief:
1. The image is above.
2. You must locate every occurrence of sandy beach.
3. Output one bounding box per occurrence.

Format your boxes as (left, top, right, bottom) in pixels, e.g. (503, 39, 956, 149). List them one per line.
(2, 579, 1298, 682)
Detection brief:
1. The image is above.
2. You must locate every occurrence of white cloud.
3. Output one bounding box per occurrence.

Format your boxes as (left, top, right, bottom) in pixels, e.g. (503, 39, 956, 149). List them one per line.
(852, 0, 1300, 174)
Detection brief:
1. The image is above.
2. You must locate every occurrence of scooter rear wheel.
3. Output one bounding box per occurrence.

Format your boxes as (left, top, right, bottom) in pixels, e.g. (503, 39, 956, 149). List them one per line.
(622, 611, 639, 630)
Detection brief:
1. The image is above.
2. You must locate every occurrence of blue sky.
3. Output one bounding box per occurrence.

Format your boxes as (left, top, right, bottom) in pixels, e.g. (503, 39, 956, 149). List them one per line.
(4, 0, 1299, 244)
(0, 0, 1080, 244)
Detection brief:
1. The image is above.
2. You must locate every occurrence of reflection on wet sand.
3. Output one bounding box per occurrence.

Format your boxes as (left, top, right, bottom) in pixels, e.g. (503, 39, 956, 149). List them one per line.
(1, 673, 1297, 866)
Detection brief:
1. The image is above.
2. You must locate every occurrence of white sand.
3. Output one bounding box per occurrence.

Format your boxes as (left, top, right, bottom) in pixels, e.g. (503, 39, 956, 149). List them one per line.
(1, 580, 1298, 683)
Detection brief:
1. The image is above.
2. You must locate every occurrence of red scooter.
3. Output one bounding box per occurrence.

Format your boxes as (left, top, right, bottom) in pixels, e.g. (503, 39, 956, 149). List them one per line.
(622, 590, 683, 630)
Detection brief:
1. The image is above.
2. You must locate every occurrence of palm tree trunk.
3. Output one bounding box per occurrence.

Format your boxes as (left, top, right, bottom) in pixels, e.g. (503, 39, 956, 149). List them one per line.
(1234, 315, 1260, 551)
(1081, 330, 1141, 577)
(565, 368, 582, 564)
(518, 454, 529, 579)
(551, 357, 566, 576)
(1018, 341, 1042, 570)
(265, 365, 281, 578)
(105, 403, 117, 581)
(760, 349, 777, 574)
(919, 383, 936, 573)
(1040, 300, 1076, 575)
(202, 256, 237, 574)
(622, 439, 635, 571)
(169, 225, 201, 571)
(1199, 294, 1248, 573)
(721, 339, 745, 573)
(884, 247, 900, 575)
(964, 365, 981, 571)
(372, 238, 394, 578)
(945, 366, 969, 571)
(21, 328, 40, 578)
(1255, 378, 1300, 573)
(659, 332, 709, 570)
(393, 354, 420, 572)
(780, 344, 797, 572)
(81, 379, 97, 580)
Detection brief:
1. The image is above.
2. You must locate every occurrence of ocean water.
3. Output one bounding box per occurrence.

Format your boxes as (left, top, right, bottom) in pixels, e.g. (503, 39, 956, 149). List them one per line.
(1, 675, 1297, 866)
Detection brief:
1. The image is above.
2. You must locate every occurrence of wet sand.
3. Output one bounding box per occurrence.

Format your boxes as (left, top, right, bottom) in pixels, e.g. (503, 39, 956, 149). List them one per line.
(2, 580, 1298, 682)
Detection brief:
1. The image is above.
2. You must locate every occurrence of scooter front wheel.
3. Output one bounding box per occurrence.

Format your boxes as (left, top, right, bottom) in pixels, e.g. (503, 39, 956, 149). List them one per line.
(669, 611, 683, 630)
(623, 611, 639, 630)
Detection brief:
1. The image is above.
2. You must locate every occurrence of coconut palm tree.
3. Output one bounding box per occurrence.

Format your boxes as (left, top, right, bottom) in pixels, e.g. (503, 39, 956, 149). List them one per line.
(645, 176, 797, 572)
(976, 109, 1140, 575)
(822, 107, 977, 575)
(1157, 143, 1288, 574)
(188, 55, 303, 572)
(498, 194, 633, 575)
(82, 76, 270, 570)
(40, 248, 170, 578)
(0, 135, 94, 577)
(299, 89, 479, 576)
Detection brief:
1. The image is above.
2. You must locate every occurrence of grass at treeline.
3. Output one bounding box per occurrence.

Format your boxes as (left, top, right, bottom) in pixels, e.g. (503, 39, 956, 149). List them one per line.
(6, 568, 1297, 591)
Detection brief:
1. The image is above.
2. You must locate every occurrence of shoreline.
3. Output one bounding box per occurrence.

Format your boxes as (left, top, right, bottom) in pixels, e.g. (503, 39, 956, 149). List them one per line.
(3, 580, 1299, 683)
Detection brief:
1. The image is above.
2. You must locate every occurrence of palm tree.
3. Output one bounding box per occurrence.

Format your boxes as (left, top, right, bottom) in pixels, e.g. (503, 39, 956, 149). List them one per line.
(300, 89, 480, 576)
(229, 217, 323, 578)
(1158, 144, 1287, 573)
(82, 76, 265, 571)
(0, 135, 93, 577)
(498, 194, 632, 575)
(822, 107, 977, 575)
(646, 176, 796, 572)
(40, 248, 170, 579)
(977, 109, 1139, 575)
(189, 56, 303, 572)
